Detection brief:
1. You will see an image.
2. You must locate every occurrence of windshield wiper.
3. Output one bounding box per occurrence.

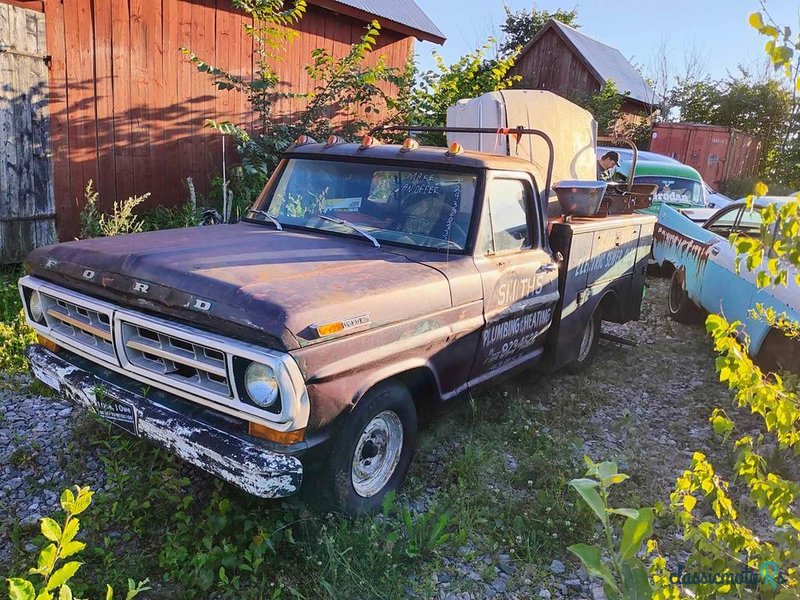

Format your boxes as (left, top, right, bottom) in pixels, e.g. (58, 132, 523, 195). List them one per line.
(317, 214, 380, 248)
(248, 209, 282, 231)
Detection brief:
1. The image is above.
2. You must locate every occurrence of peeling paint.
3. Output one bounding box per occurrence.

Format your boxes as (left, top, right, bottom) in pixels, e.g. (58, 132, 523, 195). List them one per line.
(25, 345, 303, 499)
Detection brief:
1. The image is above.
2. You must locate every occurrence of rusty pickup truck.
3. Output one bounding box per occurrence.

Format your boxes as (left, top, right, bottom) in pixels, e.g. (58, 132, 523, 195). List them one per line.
(19, 128, 655, 514)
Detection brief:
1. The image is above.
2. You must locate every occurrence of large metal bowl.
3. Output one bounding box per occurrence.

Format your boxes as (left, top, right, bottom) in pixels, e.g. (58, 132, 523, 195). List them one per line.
(553, 180, 608, 217)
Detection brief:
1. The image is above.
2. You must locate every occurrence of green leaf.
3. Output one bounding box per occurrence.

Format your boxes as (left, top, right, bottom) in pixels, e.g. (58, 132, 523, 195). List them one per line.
(57, 585, 73, 600)
(609, 508, 639, 519)
(569, 479, 607, 524)
(105, 584, 114, 600)
(59, 541, 86, 559)
(59, 489, 75, 513)
(61, 519, 79, 545)
(71, 489, 92, 515)
(7, 578, 36, 600)
(619, 508, 653, 560)
(619, 558, 652, 599)
(567, 544, 619, 592)
(46, 562, 81, 591)
(602, 473, 629, 487)
(40, 518, 62, 543)
(35, 544, 57, 575)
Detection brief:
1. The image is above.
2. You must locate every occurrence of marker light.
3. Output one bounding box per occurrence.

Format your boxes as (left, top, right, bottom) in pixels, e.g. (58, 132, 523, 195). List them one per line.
(292, 134, 316, 147)
(316, 321, 345, 337)
(446, 142, 464, 156)
(400, 138, 420, 152)
(325, 135, 346, 147)
(359, 135, 381, 150)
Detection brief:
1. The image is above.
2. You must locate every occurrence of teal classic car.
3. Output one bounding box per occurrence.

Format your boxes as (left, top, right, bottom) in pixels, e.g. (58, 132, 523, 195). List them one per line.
(652, 197, 799, 372)
(615, 160, 707, 214)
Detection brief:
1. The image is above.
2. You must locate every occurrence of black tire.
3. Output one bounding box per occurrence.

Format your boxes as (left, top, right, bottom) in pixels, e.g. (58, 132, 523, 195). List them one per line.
(667, 269, 703, 324)
(757, 330, 800, 374)
(316, 381, 417, 515)
(564, 310, 601, 374)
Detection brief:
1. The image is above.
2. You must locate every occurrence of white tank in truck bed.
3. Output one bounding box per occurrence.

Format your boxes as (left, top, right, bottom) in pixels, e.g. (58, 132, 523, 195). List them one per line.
(446, 90, 598, 201)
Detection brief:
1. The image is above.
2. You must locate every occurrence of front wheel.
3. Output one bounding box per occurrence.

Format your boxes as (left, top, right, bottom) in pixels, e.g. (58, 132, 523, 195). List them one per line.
(317, 381, 417, 515)
(564, 310, 601, 374)
(667, 269, 703, 324)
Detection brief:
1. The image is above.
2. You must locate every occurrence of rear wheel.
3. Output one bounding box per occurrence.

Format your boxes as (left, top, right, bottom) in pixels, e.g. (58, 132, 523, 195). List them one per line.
(316, 381, 417, 515)
(757, 330, 800, 374)
(564, 310, 601, 374)
(667, 269, 703, 324)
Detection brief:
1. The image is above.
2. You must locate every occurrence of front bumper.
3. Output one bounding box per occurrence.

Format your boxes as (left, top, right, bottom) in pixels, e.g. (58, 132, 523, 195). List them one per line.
(26, 344, 303, 499)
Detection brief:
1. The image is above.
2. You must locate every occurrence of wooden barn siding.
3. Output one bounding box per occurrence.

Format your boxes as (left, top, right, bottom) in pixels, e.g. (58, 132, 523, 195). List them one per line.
(0, 2, 56, 263)
(513, 28, 598, 98)
(44, 0, 412, 240)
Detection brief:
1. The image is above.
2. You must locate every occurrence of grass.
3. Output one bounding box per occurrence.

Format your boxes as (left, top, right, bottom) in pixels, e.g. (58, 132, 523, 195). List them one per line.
(0, 266, 36, 377)
(2, 375, 597, 599)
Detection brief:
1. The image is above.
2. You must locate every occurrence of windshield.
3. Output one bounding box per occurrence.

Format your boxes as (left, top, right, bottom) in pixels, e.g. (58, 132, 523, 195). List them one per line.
(250, 159, 478, 251)
(634, 175, 705, 206)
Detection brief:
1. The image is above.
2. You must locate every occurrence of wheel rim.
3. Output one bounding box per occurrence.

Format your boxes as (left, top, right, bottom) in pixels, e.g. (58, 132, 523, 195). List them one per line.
(577, 317, 596, 362)
(669, 272, 683, 314)
(351, 410, 404, 498)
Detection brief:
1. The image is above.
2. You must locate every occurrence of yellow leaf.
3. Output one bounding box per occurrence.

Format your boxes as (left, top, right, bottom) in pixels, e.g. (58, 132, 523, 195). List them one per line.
(754, 181, 768, 197)
(683, 495, 697, 512)
(749, 12, 764, 30)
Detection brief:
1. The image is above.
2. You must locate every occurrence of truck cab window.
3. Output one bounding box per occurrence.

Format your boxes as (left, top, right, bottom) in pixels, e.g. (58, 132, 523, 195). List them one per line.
(705, 206, 742, 239)
(488, 179, 533, 253)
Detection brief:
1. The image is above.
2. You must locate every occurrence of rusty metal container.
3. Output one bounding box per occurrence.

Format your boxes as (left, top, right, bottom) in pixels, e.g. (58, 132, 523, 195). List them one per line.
(649, 123, 762, 190)
(553, 180, 607, 216)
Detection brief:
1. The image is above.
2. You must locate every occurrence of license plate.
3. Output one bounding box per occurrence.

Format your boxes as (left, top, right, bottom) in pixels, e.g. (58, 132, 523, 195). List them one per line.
(90, 394, 138, 436)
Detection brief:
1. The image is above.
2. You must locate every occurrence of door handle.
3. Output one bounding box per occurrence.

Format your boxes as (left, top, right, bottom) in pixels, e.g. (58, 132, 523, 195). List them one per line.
(538, 263, 559, 273)
(710, 246, 720, 256)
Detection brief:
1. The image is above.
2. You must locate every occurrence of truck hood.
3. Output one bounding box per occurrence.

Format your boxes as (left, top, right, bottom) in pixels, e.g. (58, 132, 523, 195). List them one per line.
(25, 223, 452, 350)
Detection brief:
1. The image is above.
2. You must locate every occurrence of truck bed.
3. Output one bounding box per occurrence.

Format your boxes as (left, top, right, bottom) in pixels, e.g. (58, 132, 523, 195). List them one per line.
(544, 212, 657, 370)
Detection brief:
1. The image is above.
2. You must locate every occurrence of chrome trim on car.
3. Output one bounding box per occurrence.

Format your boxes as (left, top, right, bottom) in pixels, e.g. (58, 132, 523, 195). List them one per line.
(18, 275, 309, 432)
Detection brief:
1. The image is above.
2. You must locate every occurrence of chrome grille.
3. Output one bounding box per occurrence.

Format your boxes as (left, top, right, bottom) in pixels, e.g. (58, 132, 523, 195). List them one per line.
(40, 293, 115, 358)
(119, 321, 231, 398)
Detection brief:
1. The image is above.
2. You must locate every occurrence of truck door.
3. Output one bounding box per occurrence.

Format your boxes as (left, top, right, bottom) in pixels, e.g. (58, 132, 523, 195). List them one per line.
(469, 173, 560, 382)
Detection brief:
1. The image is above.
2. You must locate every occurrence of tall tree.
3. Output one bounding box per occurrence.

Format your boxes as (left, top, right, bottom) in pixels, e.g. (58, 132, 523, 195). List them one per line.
(498, 4, 579, 56)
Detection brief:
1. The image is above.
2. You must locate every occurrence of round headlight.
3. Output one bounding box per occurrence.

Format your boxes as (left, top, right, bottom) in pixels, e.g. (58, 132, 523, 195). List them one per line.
(29, 290, 44, 323)
(244, 362, 279, 408)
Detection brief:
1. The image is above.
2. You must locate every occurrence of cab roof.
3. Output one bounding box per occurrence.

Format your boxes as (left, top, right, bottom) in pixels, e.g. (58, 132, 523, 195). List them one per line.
(284, 142, 543, 174)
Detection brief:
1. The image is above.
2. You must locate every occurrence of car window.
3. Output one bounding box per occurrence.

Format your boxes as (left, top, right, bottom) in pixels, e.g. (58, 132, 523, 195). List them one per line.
(732, 209, 763, 237)
(255, 159, 478, 251)
(705, 206, 742, 238)
(634, 175, 704, 206)
(487, 179, 532, 253)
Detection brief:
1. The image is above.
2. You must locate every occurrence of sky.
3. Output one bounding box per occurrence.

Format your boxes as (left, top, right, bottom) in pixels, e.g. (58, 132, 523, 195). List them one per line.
(413, 0, 800, 84)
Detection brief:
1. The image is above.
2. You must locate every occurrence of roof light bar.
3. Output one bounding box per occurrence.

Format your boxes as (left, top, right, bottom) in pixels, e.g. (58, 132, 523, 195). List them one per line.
(446, 142, 464, 156)
(325, 135, 347, 148)
(292, 134, 317, 147)
(359, 135, 381, 150)
(400, 138, 420, 153)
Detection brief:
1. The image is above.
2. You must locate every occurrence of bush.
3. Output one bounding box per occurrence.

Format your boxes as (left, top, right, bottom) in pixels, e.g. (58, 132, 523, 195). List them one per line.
(719, 174, 795, 199)
(79, 181, 149, 239)
(0, 267, 35, 375)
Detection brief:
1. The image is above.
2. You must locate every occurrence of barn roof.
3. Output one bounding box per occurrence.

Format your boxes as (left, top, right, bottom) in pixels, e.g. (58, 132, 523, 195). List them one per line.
(314, 0, 446, 44)
(522, 20, 655, 106)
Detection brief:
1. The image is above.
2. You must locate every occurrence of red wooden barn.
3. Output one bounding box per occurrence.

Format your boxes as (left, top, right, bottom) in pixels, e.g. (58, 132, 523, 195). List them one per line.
(512, 19, 656, 130)
(0, 0, 443, 257)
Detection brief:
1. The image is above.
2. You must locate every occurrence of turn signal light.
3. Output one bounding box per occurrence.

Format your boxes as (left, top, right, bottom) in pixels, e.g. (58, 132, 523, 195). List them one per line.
(293, 134, 316, 147)
(316, 321, 345, 337)
(325, 135, 346, 147)
(447, 142, 464, 156)
(360, 135, 381, 150)
(248, 422, 306, 445)
(400, 138, 420, 152)
(37, 335, 59, 352)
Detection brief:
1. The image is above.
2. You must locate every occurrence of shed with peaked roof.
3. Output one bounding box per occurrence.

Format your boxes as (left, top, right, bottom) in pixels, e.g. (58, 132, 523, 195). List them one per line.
(512, 19, 656, 127)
